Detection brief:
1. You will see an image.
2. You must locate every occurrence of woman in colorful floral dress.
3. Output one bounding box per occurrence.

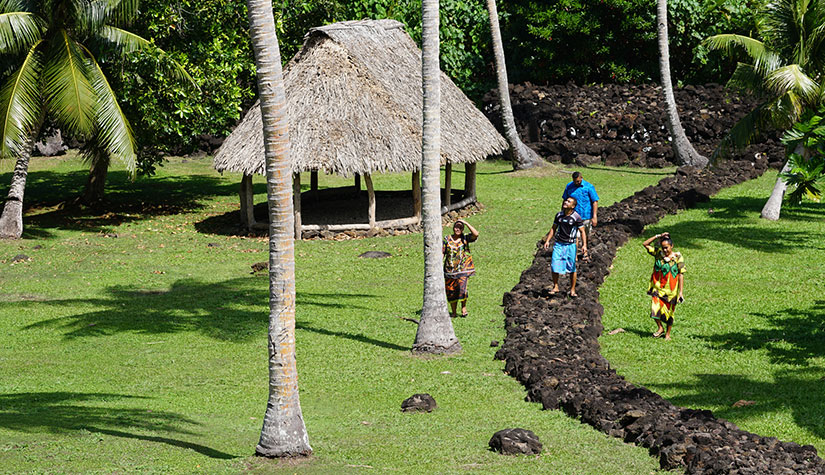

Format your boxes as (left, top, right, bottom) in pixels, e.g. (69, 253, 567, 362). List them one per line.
(642, 232, 685, 340)
(443, 219, 478, 318)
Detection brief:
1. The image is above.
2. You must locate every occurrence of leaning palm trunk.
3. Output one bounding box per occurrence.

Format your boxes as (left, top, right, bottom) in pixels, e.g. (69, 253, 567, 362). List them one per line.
(246, 0, 311, 457)
(413, 0, 461, 355)
(761, 143, 803, 220)
(657, 0, 708, 168)
(0, 136, 35, 239)
(486, 0, 543, 170)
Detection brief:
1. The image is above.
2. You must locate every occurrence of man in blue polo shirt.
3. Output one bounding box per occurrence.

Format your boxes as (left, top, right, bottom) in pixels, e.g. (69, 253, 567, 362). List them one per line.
(562, 171, 599, 239)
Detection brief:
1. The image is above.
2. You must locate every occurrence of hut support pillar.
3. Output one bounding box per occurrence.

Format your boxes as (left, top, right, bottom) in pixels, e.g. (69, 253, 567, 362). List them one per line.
(364, 173, 376, 230)
(353, 173, 361, 197)
(465, 163, 476, 201)
(310, 170, 318, 192)
(444, 163, 452, 209)
(293, 172, 302, 240)
(412, 171, 422, 223)
(239, 174, 256, 232)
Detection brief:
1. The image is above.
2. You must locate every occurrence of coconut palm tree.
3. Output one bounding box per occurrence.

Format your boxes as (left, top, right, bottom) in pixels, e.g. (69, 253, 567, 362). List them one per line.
(0, 0, 189, 238)
(412, 0, 461, 355)
(657, 0, 709, 168)
(485, 0, 542, 170)
(706, 0, 825, 219)
(245, 0, 312, 457)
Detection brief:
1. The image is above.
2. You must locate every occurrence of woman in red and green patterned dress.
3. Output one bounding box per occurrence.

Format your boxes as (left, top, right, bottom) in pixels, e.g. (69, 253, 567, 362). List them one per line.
(642, 232, 685, 340)
(443, 219, 478, 318)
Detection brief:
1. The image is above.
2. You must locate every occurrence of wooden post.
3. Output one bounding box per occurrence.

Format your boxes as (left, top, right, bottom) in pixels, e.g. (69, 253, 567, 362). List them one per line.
(293, 172, 302, 240)
(444, 162, 452, 209)
(364, 173, 376, 230)
(465, 162, 477, 201)
(239, 174, 256, 231)
(310, 170, 318, 192)
(412, 170, 422, 222)
(354, 173, 361, 193)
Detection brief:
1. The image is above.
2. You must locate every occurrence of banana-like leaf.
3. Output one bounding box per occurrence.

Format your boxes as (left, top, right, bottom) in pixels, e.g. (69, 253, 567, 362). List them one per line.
(766, 64, 819, 103)
(0, 40, 42, 159)
(42, 29, 96, 137)
(98, 25, 196, 87)
(82, 45, 136, 175)
(0, 12, 42, 54)
(704, 34, 782, 73)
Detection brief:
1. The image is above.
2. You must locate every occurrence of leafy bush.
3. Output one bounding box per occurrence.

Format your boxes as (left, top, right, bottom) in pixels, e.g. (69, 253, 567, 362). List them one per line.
(498, 0, 759, 85)
(781, 109, 825, 204)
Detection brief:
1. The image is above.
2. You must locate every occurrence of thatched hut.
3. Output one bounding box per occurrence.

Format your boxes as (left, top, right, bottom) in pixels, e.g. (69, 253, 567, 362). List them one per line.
(214, 19, 507, 237)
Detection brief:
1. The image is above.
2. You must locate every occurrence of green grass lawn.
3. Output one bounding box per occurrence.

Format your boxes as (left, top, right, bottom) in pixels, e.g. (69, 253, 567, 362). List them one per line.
(0, 153, 693, 473)
(600, 172, 825, 453)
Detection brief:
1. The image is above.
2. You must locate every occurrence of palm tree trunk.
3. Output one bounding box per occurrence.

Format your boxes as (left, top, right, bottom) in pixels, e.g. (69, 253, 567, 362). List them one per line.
(413, 0, 461, 355)
(760, 143, 802, 220)
(0, 134, 36, 239)
(657, 0, 708, 168)
(245, 0, 311, 458)
(81, 148, 109, 206)
(486, 0, 543, 170)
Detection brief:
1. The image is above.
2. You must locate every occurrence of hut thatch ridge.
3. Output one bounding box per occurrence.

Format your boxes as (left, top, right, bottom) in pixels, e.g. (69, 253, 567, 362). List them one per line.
(214, 19, 506, 178)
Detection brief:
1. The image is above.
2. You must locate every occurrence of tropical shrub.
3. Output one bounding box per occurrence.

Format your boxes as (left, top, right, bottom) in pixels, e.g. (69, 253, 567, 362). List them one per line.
(780, 109, 825, 204)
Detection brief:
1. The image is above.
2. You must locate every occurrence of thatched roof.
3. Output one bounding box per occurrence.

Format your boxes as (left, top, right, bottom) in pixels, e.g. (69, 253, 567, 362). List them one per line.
(214, 19, 507, 177)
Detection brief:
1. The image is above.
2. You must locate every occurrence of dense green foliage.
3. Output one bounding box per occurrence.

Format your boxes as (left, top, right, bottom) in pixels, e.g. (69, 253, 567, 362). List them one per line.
(499, 0, 760, 84)
(0, 155, 672, 473)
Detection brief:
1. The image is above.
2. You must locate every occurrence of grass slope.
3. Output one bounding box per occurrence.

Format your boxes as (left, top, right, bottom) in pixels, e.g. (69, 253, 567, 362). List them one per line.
(2, 154, 672, 473)
(600, 173, 825, 453)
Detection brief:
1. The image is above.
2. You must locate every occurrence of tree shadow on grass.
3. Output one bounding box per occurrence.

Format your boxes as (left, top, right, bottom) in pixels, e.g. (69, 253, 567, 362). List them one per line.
(0, 392, 235, 459)
(700, 300, 825, 367)
(651, 368, 825, 440)
(9, 170, 238, 238)
(644, 196, 816, 253)
(15, 278, 400, 350)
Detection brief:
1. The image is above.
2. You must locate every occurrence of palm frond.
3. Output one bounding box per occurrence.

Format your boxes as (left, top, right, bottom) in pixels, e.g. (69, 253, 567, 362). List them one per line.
(42, 30, 96, 138)
(766, 64, 820, 103)
(712, 102, 775, 163)
(72, 0, 110, 39)
(0, 40, 42, 158)
(0, 0, 29, 14)
(727, 62, 771, 97)
(0, 12, 42, 54)
(82, 45, 136, 175)
(704, 34, 782, 73)
(99, 26, 196, 86)
(759, 0, 802, 59)
(104, 0, 139, 28)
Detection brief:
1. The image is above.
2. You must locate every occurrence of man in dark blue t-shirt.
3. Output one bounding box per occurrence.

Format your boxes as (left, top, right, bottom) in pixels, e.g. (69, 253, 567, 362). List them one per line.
(543, 197, 588, 298)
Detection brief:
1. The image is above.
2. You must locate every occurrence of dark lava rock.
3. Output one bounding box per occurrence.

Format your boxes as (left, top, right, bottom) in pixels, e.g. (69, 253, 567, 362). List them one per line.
(31, 245, 42, 250)
(358, 251, 392, 259)
(250, 262, 268, 274)
(207, 243, 220, 248)
(401, 393, 437, 413)
(489, 428, 542, 455)
(490, 340, 500, 347)
(11, 254, 29, 263)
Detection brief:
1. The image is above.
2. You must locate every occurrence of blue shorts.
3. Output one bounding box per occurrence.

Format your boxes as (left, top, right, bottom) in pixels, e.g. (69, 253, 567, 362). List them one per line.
(551, 241, 577, 275)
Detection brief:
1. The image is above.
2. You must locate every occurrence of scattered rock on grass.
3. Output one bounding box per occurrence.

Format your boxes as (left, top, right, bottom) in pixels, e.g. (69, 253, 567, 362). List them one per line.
(401, 393, 437, 413)
(250, 262, 268, 274)
(358, 251, 392, 259)
(11, 254, 29, 263)
(488, 428, 542, 455)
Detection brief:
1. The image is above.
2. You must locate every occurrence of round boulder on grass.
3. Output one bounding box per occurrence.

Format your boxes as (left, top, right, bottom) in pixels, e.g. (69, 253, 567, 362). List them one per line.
(401, 393, 437, 413)
(489, 428, 542, 455)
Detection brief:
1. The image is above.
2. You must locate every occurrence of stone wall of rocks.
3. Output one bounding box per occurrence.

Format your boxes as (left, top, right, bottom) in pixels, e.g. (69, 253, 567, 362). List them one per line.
(482, 83, 786, 169)
(495, 158, 825, 473)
